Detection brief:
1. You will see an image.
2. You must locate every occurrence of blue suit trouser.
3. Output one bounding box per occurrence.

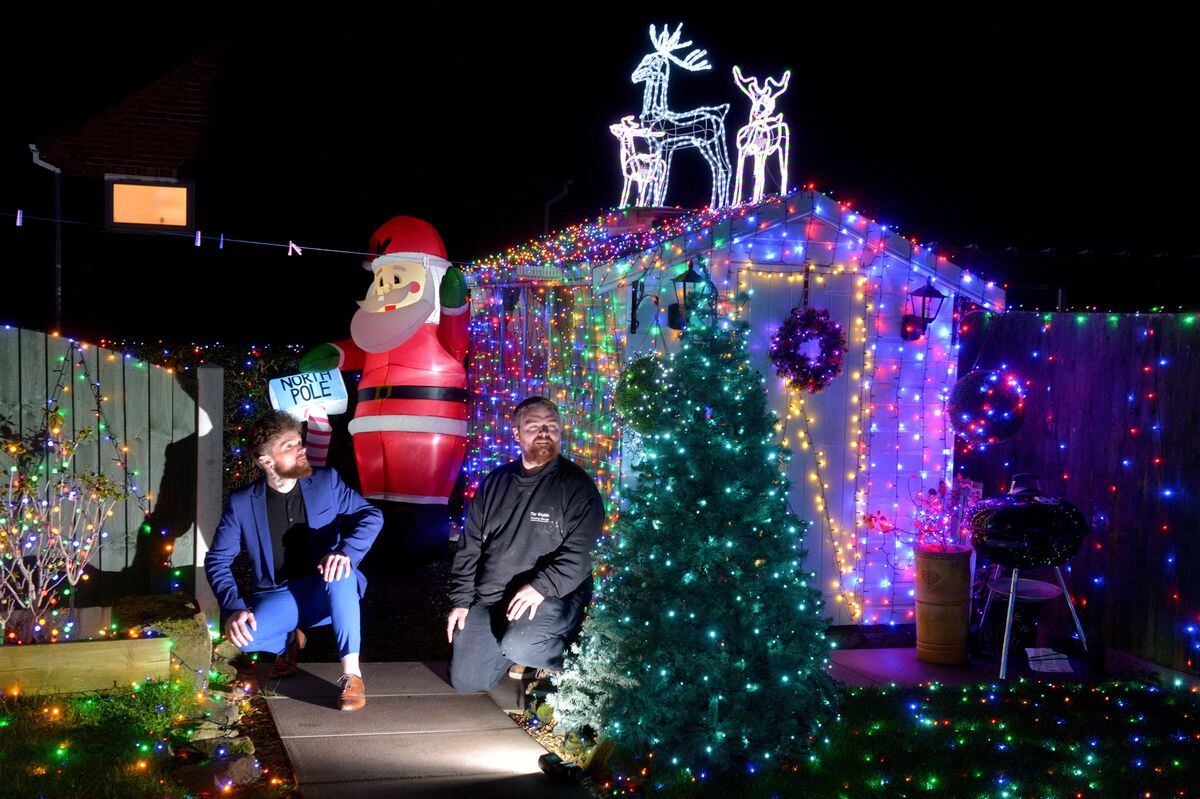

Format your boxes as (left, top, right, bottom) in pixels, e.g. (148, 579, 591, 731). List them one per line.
(241, 573, 361, 658)
(449, 587, 586, 693)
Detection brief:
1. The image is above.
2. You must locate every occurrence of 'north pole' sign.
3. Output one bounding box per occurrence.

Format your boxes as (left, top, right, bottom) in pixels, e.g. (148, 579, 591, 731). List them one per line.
(268, 370, 348, 467)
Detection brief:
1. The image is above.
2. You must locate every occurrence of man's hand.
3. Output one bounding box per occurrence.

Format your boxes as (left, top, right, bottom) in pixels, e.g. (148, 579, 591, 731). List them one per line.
(446, 607, 470, 643)
(506, 584, 545, 621)
(317, 551, 353, 582)
(224, 610, 257, 648)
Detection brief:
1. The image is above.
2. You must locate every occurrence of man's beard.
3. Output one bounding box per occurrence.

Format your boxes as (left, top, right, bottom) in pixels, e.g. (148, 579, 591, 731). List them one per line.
(276, 458, 314, 480)
(524, 439, 559, 466)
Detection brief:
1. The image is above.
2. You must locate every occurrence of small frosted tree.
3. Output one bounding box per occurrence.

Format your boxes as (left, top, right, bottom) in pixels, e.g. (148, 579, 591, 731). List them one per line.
(555, 301, 840, 787)
(1, 407, 125, 642)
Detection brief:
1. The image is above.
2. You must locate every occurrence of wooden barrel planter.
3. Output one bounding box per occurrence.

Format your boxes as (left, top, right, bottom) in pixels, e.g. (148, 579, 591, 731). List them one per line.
(0, 637, 172, 696)
(915, 543, 973, 664)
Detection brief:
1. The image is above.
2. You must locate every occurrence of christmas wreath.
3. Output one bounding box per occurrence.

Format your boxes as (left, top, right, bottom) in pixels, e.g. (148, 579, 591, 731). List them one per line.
(769, 306, 846, 393)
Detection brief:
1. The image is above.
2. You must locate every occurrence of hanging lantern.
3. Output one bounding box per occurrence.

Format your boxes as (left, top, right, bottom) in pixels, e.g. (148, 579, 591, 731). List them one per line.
(667, 260, 708, 331)
(901, 278, 947, 341)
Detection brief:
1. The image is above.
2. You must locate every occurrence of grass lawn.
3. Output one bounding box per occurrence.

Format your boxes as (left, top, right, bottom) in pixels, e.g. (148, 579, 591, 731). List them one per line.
(0, 678, 198, 799)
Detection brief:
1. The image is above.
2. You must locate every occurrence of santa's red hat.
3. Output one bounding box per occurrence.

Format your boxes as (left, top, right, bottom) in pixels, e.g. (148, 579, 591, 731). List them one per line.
(363, 216, 450, 270)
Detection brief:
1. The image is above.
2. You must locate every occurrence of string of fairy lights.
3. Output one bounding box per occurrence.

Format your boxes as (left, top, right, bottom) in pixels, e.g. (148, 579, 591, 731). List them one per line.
(731, 258, 961, 623)
(957, 310, 1199, 675)
(463, 281, 623, 508)
(1, 330, 169, 642)
(461, 188, 998, 625)
(9, 182, 1196, 651)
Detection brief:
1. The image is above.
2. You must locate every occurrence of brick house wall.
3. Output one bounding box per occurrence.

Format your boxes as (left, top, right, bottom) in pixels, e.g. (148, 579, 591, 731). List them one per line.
(36, 45, 222, 179)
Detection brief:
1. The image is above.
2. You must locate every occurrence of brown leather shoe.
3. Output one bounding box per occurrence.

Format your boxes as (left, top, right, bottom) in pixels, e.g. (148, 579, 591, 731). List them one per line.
(269, 628, 306, 679)
(337, 673, 366, 712)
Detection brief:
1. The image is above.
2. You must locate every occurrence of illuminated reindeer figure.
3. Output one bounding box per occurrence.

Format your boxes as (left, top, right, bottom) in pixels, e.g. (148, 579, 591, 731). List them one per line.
(610, 115, 667, 208)
(732, 65, 791, 205)
(630, 23, 732, 208)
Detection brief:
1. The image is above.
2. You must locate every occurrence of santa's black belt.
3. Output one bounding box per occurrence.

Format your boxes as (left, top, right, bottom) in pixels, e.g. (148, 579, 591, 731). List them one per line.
(358, 386, 468, 403)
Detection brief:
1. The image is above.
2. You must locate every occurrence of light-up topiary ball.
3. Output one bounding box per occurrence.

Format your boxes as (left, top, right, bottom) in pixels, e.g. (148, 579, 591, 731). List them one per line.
(614, 355, 666, 435)
(947, 368, 1026, 446)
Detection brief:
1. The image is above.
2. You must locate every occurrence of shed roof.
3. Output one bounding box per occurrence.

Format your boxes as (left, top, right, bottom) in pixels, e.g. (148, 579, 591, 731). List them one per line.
(467, 189, 1006, 310)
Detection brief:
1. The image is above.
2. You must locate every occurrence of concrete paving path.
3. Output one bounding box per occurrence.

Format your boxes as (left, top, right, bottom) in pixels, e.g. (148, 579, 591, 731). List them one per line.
(262, 649, 1066, 796)
(829, 646, 1087, 687)
(259, 661, 590, 798)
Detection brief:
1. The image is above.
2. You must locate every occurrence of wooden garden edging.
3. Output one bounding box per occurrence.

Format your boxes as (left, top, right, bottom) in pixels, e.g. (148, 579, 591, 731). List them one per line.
(0, 637, 171, 696)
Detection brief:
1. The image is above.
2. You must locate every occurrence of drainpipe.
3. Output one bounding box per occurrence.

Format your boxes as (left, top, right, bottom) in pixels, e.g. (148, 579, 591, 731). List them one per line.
(29, 145, 63, 331)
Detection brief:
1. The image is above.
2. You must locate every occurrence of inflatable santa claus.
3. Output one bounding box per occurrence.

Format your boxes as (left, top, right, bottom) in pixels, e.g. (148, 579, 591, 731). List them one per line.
(300, 216, 469, 505)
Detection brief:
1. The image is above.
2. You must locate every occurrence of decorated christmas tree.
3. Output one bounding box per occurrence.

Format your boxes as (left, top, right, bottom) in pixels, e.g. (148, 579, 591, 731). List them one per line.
(555, 294, 840, 787)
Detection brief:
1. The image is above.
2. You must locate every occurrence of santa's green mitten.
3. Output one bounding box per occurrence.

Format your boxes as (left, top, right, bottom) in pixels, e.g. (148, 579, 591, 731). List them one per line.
(299, 343, 341, 373)
(439, 266, 468, 309)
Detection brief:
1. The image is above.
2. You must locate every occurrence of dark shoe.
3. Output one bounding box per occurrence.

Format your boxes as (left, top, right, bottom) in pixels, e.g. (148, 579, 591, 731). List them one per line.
(338, 673, 366, 712)
(525, 668, 559, 699)
(508, 663, 533, 680)
(268, 628, 306, 679)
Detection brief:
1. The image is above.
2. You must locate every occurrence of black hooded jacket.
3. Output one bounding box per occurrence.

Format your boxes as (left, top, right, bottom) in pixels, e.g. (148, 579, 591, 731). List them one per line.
(449, 455, 604, 608)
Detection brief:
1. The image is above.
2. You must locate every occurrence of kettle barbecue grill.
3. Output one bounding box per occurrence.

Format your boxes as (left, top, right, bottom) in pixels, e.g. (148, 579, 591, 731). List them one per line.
(969, 474, 1090, 679)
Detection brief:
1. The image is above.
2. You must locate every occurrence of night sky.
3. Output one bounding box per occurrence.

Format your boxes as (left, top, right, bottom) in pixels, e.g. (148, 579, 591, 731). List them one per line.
(2, 11, 1195, 343)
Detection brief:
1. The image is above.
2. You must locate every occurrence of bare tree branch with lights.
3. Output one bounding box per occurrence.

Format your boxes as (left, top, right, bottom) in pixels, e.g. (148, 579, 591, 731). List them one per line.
(1, 407, 126, 643)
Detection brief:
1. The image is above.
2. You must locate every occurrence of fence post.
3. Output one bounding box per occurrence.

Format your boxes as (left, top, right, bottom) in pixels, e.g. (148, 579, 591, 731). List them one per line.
(194, 365, 224, 627)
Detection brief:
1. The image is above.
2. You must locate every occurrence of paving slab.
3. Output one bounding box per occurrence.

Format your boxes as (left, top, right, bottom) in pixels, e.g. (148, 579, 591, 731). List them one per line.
(828, 660, 880, 687)
(284, 726, 553, 783)
(257, 661, 456, 700)
(832, 647, 1003, 686)
(302, 773, 590, 798)
(487, 673, 529, 714)
(259, 662, 586, 796)
(268, 692, 517, 736)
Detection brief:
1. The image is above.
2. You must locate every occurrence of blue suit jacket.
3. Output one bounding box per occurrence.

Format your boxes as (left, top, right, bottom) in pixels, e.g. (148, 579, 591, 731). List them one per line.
(204, 467, 383, 613)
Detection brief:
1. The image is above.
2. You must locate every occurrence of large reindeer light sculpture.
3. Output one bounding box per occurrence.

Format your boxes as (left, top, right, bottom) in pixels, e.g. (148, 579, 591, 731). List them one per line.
(610, 115, 667, 208)
(626, 23, 732, 209)
(732, 65, 791, 205)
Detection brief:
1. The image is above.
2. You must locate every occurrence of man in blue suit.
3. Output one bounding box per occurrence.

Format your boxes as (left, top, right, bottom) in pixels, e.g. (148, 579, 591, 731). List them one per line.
(204, 410, 383, 711)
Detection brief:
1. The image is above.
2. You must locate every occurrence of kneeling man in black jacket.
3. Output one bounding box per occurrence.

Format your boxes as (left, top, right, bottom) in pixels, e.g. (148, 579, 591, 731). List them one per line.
(447, 396, 603, 692)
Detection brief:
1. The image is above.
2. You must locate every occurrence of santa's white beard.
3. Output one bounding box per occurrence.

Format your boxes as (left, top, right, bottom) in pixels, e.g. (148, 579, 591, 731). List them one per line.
(351, 294, 436, 353)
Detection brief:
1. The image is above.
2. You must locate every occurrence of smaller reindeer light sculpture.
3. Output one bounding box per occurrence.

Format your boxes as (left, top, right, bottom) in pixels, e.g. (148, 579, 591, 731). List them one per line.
(732, 65, 791, 205)
(610, 115, 667, 208)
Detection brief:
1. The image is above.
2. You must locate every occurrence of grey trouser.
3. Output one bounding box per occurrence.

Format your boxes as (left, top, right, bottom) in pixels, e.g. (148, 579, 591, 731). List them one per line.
(449, 587, 586, 693)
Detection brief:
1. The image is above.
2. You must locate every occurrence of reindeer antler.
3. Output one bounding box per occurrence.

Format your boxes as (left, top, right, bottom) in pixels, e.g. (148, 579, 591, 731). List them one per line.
(648, 23, 712, 72)
(765, 70, 792, 95)
(732, 65, 760, 97)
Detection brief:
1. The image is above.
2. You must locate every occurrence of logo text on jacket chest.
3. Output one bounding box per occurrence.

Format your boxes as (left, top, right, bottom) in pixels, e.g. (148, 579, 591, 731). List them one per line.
(529, 511, 552, 524)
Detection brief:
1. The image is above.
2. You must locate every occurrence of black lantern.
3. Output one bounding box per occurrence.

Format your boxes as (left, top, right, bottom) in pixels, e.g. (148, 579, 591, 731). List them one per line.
(901, 278, 947, 341)
(667, 260, 709, 331)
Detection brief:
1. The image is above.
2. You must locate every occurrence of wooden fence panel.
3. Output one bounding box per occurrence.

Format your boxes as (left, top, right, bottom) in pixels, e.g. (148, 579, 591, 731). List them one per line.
(97, 348, 128, 576)
(122, 357, 151, 576)
(0, 329, 202, 606)
(18, 331, 48, 444)
(965, 312, 1198, 673)
(147, 363, 174, 585)
(171, 373, 198, 580)
(0, 329, 20, 432)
